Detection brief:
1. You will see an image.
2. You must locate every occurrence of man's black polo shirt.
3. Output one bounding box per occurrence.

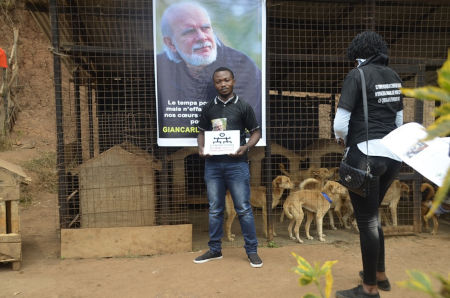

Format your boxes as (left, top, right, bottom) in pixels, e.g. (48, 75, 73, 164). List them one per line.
(198, 95, 259, 162)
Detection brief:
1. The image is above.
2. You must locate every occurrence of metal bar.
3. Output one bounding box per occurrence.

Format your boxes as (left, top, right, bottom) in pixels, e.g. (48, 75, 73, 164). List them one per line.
(265, 54, 273, 241)
(50, 0, 68, 228)
(87, 83, 94, 158)
(74, 69, 82, 164)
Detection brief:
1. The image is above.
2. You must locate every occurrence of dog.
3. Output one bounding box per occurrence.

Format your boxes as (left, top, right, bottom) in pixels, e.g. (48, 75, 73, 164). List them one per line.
(380, 180, 410, 226)
(322, 180, 356, 230)
(296, 174, 355, 231)
(280, 178, 335, 243)
(279, 164, 333, 189)
(328, 167, 340, 182)
(225, 175, 294, 241)
(421, 182, 439, 234)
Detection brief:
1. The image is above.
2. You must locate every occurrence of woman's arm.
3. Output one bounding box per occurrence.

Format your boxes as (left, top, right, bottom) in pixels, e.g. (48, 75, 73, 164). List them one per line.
(333, 107, 351, 145)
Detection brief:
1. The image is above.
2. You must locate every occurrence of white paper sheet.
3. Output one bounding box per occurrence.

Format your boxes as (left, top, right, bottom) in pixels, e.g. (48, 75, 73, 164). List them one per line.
(381, 122, 450, 186)
(204, 130, 240, 155)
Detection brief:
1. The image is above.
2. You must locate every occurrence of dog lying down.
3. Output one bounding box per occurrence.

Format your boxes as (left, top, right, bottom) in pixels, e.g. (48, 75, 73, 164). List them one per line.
(281, 178, 348, 243)
(225, 175, 294, 241)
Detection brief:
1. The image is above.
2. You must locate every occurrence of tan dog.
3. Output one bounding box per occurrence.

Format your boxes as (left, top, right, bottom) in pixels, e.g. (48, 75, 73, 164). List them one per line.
(322, 181, 355, 230)
(380, 180, 410, 226)
(328, 167, 340, 182)
(296, 177, 355, 230)
(280, 178, 333, 243)
(421, 182, 438, 234)
(225, 175, 294, 241)
(279, 164, 332, 189)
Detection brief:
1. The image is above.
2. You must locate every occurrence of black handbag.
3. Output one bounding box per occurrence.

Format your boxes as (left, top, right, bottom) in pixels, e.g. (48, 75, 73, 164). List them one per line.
(338, 68, 373, 197)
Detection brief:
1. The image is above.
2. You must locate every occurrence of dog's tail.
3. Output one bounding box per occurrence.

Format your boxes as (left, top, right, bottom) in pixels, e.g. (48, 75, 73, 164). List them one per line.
(281, 204, 294, 223)
(299, 178, 320, 190)
(421, 183, 435, 201)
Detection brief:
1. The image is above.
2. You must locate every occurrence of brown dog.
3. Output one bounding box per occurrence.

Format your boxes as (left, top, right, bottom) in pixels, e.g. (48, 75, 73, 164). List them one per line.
(279, 164, 333, 189)
(380, 180, 410, 226)
(421, 182, 438, 234)
(225, 175, 294, 241)
(280, 178, 334, 243)
(296, 176, 355, 230)
(321, 181, 355, 230)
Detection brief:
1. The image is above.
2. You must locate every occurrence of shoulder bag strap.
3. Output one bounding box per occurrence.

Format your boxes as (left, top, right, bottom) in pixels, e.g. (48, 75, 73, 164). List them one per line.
(357, 67, 370, 174)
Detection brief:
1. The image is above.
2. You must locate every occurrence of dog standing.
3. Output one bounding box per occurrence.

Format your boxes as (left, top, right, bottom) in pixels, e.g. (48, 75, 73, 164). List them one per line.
(322, 181, 355, 230)
(280, 178, 333, 243)
(279, 164, 332, 189)
(421, 182, 439, 234)
(380, 180, 409, 226)
(296, 176, 355, 230)
(225, 175, 294, 241)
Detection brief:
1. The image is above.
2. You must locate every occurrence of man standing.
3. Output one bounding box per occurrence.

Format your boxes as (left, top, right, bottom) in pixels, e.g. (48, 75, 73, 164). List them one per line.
(157, 1, 262, 139)
(194, 67, 262, 268)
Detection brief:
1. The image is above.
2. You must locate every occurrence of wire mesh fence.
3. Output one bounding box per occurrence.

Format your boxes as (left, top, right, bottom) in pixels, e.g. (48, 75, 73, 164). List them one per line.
(26, 0, 450, 248)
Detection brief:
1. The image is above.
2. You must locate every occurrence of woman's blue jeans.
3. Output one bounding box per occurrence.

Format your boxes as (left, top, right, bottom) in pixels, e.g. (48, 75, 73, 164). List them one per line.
(204, 159, 258, 255)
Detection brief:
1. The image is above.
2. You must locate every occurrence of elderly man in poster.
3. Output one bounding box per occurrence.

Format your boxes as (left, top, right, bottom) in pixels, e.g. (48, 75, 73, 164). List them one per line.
(157, 1, 262, 139)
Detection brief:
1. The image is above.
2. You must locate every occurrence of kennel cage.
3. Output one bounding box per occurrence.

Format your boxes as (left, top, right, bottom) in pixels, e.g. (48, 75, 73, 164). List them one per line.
(25, 0, 450, 249)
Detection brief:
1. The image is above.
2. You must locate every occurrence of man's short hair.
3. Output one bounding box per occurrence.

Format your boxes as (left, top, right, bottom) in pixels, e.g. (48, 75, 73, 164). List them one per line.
(347, 31, 388, 60)
(213, 67, 235, 80)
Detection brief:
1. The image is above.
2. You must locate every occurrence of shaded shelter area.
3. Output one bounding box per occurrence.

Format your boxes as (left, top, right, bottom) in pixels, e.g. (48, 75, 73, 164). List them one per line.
(23, 0, 450, 251)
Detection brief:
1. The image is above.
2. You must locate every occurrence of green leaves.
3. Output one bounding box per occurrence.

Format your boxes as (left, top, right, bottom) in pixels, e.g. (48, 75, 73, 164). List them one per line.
(397, 270, 434, 295)
(291, 252, 337, 298)
(427, 171, 450, 217)
(438, 52, 450, 92)
(401, 86, 450, 102)
(400, 50, 450, 217)
(398, 270, 450, 297)
(397, 270, 443, 298)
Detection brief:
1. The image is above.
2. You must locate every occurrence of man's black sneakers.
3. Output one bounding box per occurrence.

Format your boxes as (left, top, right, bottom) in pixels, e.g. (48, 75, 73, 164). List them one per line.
(193, 250, 223, 264)
(248, 253, 263, 268)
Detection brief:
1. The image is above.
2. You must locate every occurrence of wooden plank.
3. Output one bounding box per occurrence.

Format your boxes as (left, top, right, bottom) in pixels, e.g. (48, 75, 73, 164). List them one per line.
(0, 233, 21, 243)
(61, 224, 192, 259)
(12, 261, 21, 271)
(9, 200, 19, 233)
(0, 242, 21, 261)
(0, 201, 6, 234)
(383, 225, 415, 236)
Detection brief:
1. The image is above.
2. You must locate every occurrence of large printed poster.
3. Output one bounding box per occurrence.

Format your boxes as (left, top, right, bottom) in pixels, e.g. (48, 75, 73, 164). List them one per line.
(153, 0, 266, 146)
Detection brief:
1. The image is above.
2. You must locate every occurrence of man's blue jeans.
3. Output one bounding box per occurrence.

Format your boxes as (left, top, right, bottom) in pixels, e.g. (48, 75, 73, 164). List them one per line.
(204, 159, 258, 255)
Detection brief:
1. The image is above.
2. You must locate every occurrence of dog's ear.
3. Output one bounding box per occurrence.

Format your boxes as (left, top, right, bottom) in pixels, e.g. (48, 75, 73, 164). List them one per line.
(272, 175, 282, 187)
(323, 182, 332, 193)
(279, 164, 290, 177)
(401, 182, 410, 194)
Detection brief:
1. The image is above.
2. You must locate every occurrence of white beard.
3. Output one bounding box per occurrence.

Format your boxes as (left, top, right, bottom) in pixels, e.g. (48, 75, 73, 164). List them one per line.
(175, 40, 217, 66)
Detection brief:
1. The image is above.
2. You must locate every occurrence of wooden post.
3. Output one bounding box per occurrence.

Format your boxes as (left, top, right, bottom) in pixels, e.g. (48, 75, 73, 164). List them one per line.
(0, 200, 6, 234)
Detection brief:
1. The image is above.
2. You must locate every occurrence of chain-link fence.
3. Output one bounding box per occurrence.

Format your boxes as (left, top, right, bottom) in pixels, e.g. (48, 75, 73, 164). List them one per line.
(26, 0, 450, 248)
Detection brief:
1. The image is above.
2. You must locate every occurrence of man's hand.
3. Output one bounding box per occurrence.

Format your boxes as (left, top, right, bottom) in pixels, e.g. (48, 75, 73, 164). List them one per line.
(229, 145, 247, 157)
(197, 132, 210, 158)
(198, 146, 210, 158)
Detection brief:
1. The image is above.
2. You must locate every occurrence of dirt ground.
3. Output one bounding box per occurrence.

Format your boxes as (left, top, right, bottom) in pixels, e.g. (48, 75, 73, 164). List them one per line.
(0, 7, 449, 298)
(0, 189, 449, 298)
